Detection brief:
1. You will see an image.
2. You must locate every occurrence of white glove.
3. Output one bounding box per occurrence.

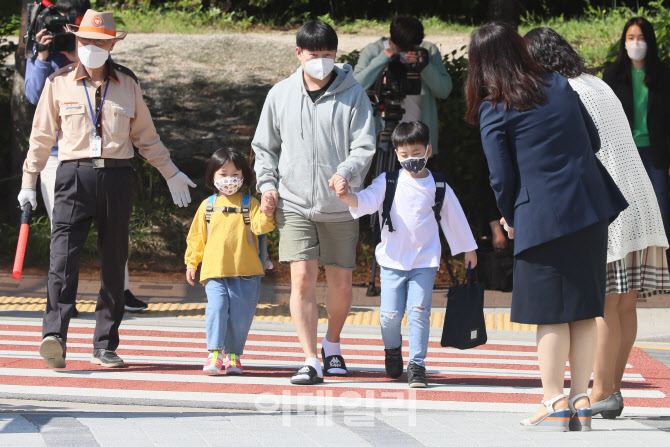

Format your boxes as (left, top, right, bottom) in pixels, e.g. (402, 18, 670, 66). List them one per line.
(18, 188, 37, 210)
(166, 171, 196, 207)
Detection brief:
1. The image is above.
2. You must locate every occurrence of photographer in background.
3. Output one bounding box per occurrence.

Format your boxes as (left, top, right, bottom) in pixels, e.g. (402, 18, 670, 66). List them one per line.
(24, 0, 148, 313)
(353, 16, 452, 153)
(25, 0, 88, 104)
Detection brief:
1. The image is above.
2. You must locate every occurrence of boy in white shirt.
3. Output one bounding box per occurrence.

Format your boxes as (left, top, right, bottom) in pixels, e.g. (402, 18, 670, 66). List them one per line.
(336, 121, 478, 387)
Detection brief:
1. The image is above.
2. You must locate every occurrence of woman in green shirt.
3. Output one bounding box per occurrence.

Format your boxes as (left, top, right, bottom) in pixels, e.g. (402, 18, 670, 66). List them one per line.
(601, 16, 670, 418)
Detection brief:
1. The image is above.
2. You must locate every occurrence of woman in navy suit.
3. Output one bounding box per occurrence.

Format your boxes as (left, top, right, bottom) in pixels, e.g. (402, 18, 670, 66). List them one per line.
(465, 22, 628, 431)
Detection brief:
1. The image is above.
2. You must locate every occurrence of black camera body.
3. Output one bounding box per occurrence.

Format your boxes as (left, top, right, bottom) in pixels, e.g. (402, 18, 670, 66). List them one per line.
(367, 46, 429, 153)
(24, 3, 77, 58)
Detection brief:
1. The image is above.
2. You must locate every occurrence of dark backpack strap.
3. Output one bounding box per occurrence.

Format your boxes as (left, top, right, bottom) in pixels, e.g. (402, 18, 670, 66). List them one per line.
(381, 170, 400, 233)
(431, 172, 446, 224)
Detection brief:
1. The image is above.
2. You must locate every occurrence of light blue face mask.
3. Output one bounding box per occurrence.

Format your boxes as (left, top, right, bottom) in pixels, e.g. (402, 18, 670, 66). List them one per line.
(399, 147, 428, 174)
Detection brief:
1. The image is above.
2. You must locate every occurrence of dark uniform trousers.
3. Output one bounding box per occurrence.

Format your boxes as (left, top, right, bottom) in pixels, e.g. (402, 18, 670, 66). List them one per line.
(43, 161, 133, 350)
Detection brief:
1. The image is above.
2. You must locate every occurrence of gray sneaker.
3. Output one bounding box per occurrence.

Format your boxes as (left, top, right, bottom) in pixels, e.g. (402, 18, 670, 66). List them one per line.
(91, 349, 125, 368)
(39, 335, 66, 369)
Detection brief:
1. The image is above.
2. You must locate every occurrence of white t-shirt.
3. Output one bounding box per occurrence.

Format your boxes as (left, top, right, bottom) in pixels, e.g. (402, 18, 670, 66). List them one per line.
(349, 170, 477, 271)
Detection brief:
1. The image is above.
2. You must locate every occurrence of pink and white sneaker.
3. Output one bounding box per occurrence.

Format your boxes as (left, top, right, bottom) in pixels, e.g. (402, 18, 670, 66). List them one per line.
(203, 351, 223, 375)
(225, 354, 243, 375)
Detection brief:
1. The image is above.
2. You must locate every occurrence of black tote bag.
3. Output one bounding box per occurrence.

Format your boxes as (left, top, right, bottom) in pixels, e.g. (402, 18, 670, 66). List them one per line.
(441, 267, 487, 350)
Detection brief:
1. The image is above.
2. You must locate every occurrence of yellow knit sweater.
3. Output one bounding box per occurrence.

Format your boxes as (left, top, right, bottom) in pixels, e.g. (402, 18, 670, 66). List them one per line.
(185, 193, 275, 283)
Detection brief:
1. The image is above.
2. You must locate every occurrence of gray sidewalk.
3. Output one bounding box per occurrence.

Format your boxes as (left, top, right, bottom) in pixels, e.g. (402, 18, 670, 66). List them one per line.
(1, 399, 669, 447)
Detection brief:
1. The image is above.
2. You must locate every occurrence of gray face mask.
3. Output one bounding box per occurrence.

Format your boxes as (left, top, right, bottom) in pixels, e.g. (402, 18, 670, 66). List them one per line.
(398, 147, 428, 174)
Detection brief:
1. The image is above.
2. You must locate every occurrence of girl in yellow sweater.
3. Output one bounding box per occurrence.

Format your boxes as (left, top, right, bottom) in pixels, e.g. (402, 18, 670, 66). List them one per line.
(185, 149, 275, 375)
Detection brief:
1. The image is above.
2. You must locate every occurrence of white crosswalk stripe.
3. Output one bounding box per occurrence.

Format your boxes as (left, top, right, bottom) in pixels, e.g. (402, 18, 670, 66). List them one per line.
(0, 317, 668, 415)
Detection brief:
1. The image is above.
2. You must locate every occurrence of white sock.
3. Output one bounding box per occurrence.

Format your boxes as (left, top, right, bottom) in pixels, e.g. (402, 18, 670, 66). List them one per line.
(322, 336, 346, 374)
(321, 336, 342, 357)
(305, 357, 323, 378)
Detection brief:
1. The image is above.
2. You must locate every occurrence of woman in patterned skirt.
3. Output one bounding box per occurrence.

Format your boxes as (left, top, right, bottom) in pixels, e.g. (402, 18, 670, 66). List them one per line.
(524, 27, 670, 419)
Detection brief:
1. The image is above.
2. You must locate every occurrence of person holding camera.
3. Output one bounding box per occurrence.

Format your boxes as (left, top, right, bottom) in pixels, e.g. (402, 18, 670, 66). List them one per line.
(24, 0, 148, 313)
(353, 16, 452, 153)
(252, 21, 375, 385)
(18, 10, 196, 369)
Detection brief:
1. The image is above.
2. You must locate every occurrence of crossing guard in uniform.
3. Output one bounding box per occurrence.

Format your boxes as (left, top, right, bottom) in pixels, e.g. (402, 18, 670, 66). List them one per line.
(17, 10, 196, 369)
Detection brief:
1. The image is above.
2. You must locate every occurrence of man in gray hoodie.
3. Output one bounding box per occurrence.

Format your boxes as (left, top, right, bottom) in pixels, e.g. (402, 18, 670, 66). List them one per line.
(252, 21, 376, 385)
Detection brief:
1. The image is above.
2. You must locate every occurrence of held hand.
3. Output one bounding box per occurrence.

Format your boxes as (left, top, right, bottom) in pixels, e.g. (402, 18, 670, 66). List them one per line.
(500, 217, 514, 240)
(36, 28, 51, 61)
(166, 171, 196, 208)
(186, 268, 196, 286)
(17, 189, 37, 210)
(328, 174, 348, 197)
(261, 190, 278, 215)
(464, 250, 478, 269)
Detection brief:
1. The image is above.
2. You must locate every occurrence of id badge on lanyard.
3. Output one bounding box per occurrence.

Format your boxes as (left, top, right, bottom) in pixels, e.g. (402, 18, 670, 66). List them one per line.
(84, 80, 109, 158)
(89, 135, 102, 157)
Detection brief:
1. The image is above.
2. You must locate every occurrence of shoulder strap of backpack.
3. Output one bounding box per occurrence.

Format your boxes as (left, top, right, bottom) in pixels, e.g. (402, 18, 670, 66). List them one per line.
(205, 194, 217, 238)
(241, 194, 255, 245)
(381, 170, 400, 233)
(431, 172, 446, 224)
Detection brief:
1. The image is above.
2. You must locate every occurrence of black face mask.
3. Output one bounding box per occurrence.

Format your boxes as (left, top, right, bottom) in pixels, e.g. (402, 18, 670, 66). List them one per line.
(398, 149, 428, 174)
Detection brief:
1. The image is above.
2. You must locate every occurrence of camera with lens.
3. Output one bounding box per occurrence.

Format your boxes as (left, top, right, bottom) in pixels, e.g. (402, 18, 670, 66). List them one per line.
(24, 2, 78, 57)
(367, 46, 429, 153)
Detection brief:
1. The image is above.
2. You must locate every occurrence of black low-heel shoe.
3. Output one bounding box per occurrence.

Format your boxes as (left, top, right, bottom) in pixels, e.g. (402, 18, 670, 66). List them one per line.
(591, 393, 620, 419)
(614, 391, 624, 417)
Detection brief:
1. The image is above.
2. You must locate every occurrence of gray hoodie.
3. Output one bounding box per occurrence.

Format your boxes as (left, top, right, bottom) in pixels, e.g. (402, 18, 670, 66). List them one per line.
(252, 64, 376, 222)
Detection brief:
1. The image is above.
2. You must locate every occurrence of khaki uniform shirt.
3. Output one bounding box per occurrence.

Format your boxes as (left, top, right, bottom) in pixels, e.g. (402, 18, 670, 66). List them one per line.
(22, 61, 179, 189)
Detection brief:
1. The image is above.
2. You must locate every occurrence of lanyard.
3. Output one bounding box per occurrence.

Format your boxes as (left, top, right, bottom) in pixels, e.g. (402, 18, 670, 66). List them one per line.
(83, 79, 110, 130)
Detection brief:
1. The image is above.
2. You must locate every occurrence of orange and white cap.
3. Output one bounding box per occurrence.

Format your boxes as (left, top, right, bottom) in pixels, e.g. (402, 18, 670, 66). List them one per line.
(66, 10, 127, 40)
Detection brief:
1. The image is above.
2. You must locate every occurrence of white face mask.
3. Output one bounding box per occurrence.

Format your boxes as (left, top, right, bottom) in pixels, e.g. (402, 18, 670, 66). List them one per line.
(625, 41, 647, 61)
(302, 55, 335, 80)
(214, 176, 243, 196)
(78, 44, 109, 69)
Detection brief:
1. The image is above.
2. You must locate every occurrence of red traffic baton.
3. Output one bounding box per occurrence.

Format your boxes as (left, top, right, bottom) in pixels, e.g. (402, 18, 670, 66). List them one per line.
(12, 203, 32, 280)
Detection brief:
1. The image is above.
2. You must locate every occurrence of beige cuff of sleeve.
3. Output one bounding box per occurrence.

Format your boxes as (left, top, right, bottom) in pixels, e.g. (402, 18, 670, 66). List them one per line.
(21, 173, 38, 190)
(157, 161, 180, 181)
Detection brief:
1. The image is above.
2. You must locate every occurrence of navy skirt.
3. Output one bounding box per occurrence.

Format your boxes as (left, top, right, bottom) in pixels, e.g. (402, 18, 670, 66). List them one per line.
(511, 221, 608, 325)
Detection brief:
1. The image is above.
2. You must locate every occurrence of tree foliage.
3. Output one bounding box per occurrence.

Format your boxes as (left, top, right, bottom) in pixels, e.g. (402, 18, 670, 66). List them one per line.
(97, 1, 664, 25)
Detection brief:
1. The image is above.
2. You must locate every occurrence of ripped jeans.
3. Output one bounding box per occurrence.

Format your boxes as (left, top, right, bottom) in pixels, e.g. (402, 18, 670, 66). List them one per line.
(379, 266, 438, 367)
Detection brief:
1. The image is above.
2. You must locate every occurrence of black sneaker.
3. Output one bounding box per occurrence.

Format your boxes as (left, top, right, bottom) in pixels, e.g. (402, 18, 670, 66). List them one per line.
(124, 290, 148, 312)
(91, 349, 125, 367)
(408, 361, 427, 388)
(39, 335, 66, 369)
(384, 346, 403, 379)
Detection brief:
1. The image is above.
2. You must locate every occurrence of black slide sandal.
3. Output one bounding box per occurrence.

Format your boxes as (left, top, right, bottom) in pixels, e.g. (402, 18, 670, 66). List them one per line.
(322, 347, 348, 376)
(290, 365, 324, 385)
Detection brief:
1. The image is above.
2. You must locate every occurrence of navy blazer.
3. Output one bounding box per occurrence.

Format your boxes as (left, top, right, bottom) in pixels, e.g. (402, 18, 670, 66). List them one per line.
(479, 73, 628, 255)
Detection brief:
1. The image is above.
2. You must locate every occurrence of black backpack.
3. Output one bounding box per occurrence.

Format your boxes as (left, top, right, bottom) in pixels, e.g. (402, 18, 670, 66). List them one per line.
(380, 170, 446, 232)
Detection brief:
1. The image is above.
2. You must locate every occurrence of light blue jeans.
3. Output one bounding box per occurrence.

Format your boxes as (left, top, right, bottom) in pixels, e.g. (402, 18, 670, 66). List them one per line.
(379, 266, 438, 367)
(204, 276, 261, 353)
